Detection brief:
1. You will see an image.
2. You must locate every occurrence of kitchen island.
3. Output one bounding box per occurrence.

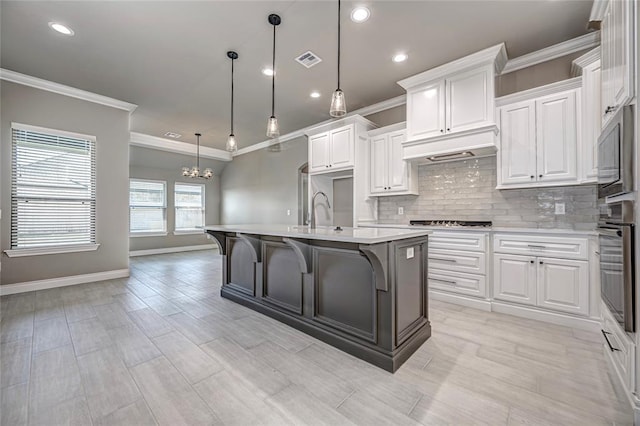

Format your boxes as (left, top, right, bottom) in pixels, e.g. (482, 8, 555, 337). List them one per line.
(204, 224, 431, 372)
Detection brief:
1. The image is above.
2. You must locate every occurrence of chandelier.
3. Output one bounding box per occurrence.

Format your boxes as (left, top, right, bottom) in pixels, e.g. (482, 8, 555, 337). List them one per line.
(181, 133, 213, 179)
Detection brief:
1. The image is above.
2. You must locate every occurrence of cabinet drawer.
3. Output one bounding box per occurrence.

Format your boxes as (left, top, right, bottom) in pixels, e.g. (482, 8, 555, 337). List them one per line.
(429, 270, 486, 298)
(601, 301, 633, 390)
(429, 232, 487, 252)
(429, 248, 486, 275)
(493, 234, 588, 260)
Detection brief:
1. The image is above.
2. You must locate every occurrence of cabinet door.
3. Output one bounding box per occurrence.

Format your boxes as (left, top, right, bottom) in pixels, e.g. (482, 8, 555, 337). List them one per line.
(535, 90, 578, 183)
(309, 133, 330, 173)
(446, 67, 491, 133)
(387, 131, 409, 191)
(493, 253, 537, 306)
(498, 101, 537, 186)
(582, 61, 601, 182)
(611, 0, 632, 108)
(369, 135, 388, 194)
(601, 2, 614, 127)
(537, 257, 589, 316)
(329, 125, 354, 169)
(406, 80, 445, 141)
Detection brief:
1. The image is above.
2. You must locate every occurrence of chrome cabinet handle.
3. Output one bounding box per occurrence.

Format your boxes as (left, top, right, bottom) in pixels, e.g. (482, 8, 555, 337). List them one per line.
(527, 244, 546, 249)
(429, 257, 457, 263)
(602, 330, 621, 352)
(430, 277, 457, 285)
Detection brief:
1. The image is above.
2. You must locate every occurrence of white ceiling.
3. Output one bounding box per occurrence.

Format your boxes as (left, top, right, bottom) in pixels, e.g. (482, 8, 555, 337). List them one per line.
(1, 1, 593, 151)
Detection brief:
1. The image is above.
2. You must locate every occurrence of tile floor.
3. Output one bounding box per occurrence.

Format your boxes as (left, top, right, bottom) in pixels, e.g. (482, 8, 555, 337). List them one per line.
(0, 250, 633, 425)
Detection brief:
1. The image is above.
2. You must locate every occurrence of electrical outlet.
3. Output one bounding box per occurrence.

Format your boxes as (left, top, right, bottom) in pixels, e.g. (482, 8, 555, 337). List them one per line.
(398, 207, 404, 215)
(555, 203, 565, 215)
(286, 209, 291, 216)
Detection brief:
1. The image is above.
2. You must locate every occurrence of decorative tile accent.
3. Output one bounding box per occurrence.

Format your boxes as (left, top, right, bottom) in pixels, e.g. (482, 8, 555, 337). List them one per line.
(377, 156, 598, 230)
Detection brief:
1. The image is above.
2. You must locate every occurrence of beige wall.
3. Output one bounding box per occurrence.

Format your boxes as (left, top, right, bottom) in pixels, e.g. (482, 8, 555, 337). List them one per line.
(1, 81, 130, 285)
(129, 165, 221, 252)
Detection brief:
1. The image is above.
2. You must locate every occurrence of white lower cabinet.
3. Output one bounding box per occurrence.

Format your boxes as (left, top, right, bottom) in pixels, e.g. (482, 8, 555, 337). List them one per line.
(493, 253, 537, 306)
(493, 234, 590, 317)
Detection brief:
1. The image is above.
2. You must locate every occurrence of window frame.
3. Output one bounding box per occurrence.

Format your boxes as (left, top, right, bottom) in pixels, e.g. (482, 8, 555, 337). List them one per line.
(129, 178, 168, 237)
(173, 182, 206, 234)
(5, 123, 100, 258)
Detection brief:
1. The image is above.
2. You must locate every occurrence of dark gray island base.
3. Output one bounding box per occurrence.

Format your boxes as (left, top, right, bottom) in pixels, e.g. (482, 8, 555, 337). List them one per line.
(205, 225, 431, 372)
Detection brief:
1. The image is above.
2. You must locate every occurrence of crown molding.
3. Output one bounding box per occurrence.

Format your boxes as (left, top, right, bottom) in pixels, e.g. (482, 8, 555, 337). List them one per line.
(502, 32, 600, 75)
(0, 68, 138, 112)
(397, 43, 507, 89)
(571, 47, 601, 77)
(495, 77, 582, 107)
(130, 132, 232, 161)
(233, 94, 406, 157)
(589, 0, 608, 22)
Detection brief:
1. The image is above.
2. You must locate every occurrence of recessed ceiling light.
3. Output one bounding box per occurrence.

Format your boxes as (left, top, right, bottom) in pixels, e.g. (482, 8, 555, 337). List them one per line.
(262, 67, 274, 76)
(310, 91, 321, 98)
(48, 22, 74, 36)
(393, 53, 408, 63)
(350, 7, 370, 23)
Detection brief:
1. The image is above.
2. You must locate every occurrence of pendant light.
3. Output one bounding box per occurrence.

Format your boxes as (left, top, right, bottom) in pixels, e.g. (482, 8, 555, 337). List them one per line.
(266, 14, 281, 138)
(329, 0, 346, 117)
(226, 50, 238, 153)
(181, 133, 213, 179)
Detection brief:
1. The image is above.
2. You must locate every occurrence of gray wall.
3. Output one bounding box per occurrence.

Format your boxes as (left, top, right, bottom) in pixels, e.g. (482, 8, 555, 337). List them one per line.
(377, 156, 598, 230)
(220, 137, 308, 225)
(1, 81, 130, 285)
(129, 164, 221, 251)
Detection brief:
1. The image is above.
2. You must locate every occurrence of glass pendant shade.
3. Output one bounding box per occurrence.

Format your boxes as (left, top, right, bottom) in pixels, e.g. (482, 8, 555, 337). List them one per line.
(203, 168, 213, 179)
(266, 116, 279, 138)
(226, 134, 237, 152)
(329, 89, 346, 117)
(182, 167, 190, 176)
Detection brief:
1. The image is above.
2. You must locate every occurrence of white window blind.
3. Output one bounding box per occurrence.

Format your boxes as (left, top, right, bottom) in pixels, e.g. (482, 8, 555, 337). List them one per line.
(11, 124, 96, 249)
(175, 183, 205, 231)
(129, 179, 166, 234)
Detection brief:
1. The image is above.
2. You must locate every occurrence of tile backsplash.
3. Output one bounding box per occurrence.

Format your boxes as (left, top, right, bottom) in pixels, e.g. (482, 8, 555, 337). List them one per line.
(377, 156, 598, 230)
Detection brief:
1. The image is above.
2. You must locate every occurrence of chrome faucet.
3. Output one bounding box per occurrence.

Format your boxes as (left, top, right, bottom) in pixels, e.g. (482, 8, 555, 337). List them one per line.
(310, 191, 331, 229)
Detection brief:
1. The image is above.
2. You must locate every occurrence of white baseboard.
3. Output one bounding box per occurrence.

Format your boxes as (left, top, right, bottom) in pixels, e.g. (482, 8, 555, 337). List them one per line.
(491, 301, 600, 332)
(429, 290, 492, 311)
(0, 268, 130, 296)
(129, 244, 217, 257)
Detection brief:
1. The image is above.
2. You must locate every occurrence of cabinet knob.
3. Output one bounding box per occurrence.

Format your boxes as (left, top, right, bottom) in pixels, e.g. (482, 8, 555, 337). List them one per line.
(447, 128, 450, 132)
(539, 261, 544, 265)
(530, 260, 534, 264)
(539, 174, 543, 178)
(440, 129, 444, 133)
(530, 175, 534, 179)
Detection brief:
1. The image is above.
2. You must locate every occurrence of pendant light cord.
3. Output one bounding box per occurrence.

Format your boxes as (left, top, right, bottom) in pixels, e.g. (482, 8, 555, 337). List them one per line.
(337, 0, 341, 91)
(271, 23, 276, 117)
(231, 58, 235, 134)
(196, 134, 200, 170)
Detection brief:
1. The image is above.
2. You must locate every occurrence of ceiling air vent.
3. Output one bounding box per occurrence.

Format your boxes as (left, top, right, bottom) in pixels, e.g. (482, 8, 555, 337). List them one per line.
(295, 51, 322, 68)
(164, 132, 182, 139)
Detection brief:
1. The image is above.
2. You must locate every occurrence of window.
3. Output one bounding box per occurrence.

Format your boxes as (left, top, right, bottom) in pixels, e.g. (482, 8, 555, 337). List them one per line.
(129, 179, 167, 235)
(8, 123, 97, 255)
(174, 183, 205, 232)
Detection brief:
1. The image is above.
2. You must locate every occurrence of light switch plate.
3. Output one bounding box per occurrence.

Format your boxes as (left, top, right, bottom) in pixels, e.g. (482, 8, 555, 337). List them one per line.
(286, 209, 291, 216)
(555, 203, 565, 215)
(406, 247, 414, 259)
(398, 207, 404, 215)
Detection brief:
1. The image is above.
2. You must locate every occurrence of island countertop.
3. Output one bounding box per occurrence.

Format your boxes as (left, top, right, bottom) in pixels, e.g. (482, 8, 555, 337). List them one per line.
(203, 224, 431, 244)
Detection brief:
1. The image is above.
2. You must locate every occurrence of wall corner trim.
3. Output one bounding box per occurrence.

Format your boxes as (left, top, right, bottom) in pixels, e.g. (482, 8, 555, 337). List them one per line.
(0, 268, 130, 296)
(129, 244, 218, 257)
(502, 32, 601, 75)
(0, 68, 138, 112)
(130, 132, 232, 161)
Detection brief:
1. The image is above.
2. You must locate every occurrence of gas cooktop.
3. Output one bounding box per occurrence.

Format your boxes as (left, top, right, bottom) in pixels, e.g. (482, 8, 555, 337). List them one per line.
(409, 220, 492, 227)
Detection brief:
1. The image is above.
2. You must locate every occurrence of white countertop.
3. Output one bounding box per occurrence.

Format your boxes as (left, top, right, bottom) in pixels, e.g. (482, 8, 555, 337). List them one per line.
(203, 224, 431, 244)
(358, 223, 597, 236)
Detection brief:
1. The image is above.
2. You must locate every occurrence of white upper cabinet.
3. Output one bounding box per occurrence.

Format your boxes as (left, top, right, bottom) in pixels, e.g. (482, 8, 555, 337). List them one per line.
(406, 80, 445, 140)
(446, 67, 492, 133)
(535, 91, 578, 183)
(368, 125, 417, 196)
(599, 0, 635, 127)
(398, 44, 507, 162)
(572, 48, 601, 183)
(496, 79, 581, 189)
(308, 124, 355, 174)
(498, 100, 537, 186)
